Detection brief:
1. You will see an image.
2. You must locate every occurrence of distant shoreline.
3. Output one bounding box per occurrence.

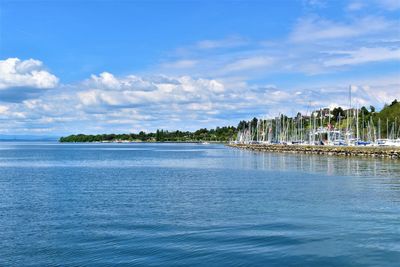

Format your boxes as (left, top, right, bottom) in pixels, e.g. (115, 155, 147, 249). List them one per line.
(59, 140, 227, 144)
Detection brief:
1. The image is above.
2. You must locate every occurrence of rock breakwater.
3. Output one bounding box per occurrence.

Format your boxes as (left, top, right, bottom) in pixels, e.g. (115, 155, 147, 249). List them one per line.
(228, 144, 400, 159)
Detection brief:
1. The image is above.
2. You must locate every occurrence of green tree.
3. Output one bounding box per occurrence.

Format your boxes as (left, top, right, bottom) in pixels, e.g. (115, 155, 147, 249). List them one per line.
(370, 105, 376, 113)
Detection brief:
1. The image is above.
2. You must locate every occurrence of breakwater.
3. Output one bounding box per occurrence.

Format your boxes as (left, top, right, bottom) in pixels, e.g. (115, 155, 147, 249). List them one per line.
(228, 144, 400, 159)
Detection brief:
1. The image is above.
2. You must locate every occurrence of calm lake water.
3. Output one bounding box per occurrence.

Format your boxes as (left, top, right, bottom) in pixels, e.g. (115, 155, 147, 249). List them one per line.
(1, 142, 399, 266)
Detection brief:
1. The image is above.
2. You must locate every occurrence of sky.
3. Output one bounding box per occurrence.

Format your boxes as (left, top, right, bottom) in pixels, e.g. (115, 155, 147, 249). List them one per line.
(0, 0, 399, 136)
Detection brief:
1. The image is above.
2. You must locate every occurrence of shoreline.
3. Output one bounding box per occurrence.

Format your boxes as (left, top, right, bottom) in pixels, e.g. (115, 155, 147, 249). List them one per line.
(228, 144, 400, 159)
(57, 140, 228, 144)
(58, 141, 227, 144)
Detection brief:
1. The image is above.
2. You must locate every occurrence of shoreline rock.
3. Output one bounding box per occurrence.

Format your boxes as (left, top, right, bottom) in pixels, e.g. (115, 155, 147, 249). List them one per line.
(228, 144, 400, 159)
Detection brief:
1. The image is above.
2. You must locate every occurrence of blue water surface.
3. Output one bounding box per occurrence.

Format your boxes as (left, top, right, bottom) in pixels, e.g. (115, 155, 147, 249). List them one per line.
(0, 142, 399, 266)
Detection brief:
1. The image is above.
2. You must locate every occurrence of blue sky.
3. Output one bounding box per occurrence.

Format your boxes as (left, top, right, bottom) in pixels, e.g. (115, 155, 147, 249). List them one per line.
(0, 0, 399, 135)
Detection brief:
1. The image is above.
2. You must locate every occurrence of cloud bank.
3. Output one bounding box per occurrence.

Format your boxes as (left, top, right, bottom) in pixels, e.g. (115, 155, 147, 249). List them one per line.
(0, 58, 59, 90)
(1, 64, 399, 135)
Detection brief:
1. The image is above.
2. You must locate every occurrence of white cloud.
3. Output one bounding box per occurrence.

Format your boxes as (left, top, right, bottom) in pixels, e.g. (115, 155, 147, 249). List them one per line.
(86, 72, 159, 92)
(303, 0, 328, 8)
(324, 47, 400, 66)
(161, 60, 198, 69)
(1, 69, 399, 135)
(289, 16, 393, 43)
(349, 0, 400, 11)
(347, 1, 364, 11)
(89, 72, 121, 90)
(0, 105, 9, 114)
(196, 36, 247, 49)
(156, 12, 399, 78)
(378, 0, 400, 10)
(222, 56, 274, 73)
(77, 90, 102, 106)
(77, 73, 226, 110)
(0, 58, 59, 90)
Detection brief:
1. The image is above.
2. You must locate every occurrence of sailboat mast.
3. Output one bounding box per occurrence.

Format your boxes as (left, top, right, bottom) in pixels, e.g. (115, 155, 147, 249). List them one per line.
(387, 118, 389, 139)
(356, 103, 359, 141)
(349, 85, 352, 111)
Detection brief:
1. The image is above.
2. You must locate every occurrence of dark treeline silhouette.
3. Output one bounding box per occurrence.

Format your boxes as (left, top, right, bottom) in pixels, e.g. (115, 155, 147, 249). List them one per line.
(60, 126, 237, 142)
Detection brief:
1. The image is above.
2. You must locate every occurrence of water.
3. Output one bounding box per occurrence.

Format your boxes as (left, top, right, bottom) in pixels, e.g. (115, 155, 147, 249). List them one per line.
(1, 142, 399, 266)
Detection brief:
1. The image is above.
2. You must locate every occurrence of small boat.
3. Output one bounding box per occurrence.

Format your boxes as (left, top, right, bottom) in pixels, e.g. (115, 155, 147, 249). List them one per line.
(201, 142, 210, 145)
(378, 139, 400, 147)
(355, 141, 371, 146)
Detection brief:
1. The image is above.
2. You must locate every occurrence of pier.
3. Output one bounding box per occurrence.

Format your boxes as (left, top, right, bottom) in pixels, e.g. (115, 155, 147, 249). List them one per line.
(228, 144, 400, 159)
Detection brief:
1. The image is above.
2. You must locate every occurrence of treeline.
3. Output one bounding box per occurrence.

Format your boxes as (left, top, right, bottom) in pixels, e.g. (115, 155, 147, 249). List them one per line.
(328, 100, 399, 137)
(236, 100, 399, 133)
(374, 100, 400, 136)
(60, 99, 400, 142)
(59, 126, 237, 143)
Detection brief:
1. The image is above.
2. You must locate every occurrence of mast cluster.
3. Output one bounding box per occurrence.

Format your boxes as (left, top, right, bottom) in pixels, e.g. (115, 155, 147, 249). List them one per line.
(233, 108, 400, 147)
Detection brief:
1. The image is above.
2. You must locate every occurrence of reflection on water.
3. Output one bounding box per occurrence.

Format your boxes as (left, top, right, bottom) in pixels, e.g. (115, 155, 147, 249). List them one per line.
(1, 142, 400, 266)
(1, 142, 399, 179)
(233, 149, 400, 178)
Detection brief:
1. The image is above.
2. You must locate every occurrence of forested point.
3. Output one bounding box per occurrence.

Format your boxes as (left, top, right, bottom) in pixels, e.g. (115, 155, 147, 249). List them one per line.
(59, 127, 237, 142)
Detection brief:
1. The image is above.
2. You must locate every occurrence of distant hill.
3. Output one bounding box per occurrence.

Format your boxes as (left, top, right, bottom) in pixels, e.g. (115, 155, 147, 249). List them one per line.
(374, 100, 400, 136)
(376, 100, 400, 121)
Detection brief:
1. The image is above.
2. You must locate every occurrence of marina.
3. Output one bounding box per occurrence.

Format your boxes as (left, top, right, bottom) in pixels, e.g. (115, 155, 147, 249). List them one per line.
(232, 96, 400, 149)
